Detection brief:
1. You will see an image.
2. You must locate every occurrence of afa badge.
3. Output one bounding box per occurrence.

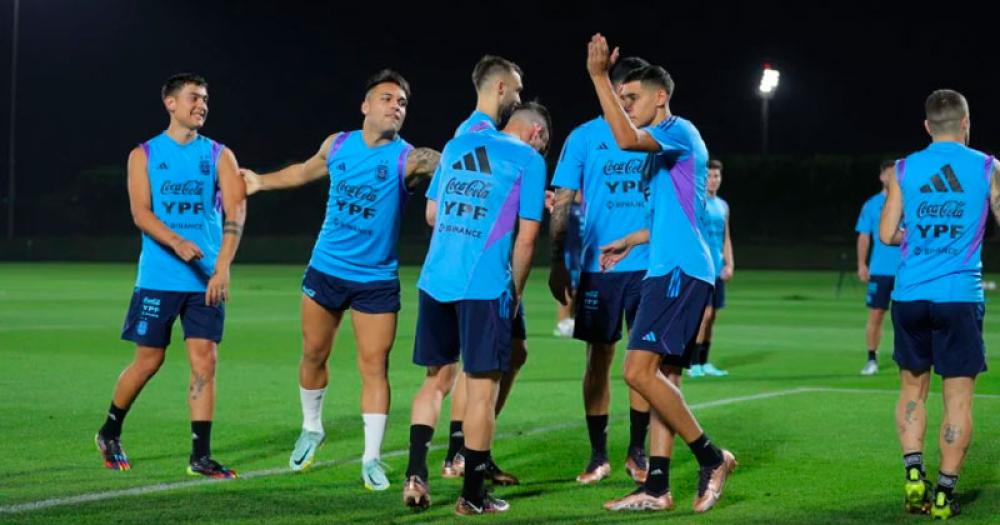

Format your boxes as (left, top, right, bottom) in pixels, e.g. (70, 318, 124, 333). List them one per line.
(376, 163, 388, 181)
(137, 320, 149, 336)
(199, 158, 211, 176)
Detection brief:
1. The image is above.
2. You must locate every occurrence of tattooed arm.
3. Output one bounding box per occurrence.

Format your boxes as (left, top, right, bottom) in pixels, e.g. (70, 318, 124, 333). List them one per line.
(547, 188, 577, 304)
(990, 158, 1000, 225)
(206, 147, 247, 306)
(405, 147, 441, 190)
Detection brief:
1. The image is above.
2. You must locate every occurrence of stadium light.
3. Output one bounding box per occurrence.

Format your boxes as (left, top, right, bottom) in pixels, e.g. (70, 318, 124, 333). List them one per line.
(758, 63, 779, 155)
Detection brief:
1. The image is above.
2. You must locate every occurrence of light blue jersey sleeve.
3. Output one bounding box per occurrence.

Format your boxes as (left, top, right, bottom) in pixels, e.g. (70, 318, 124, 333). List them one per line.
(520, 153, 547, 221)
(551, 126, 587, 191)
(645, 117, 688, 155)
(855, 199, 873, 235)
(426, 163, 443, 201)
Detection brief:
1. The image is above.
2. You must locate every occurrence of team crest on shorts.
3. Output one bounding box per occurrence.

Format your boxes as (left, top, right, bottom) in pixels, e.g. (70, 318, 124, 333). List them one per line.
(376, 162, 388, 180)
(137, 320, 149, 336)
(199, 157, 211, 176)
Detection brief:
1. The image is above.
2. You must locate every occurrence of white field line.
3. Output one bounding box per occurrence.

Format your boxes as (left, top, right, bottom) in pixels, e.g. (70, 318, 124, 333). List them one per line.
(2, 386, 997, 514)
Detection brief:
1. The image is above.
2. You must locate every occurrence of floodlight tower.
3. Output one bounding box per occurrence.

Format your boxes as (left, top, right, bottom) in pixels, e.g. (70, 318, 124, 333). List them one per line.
(758, 64, 780, 156)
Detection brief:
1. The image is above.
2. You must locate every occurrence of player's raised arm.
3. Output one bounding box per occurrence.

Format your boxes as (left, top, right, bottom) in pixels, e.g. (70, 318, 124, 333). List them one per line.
(205, 147, 247, 306)
(586, 34, 660, 152)
(879, 165, 903, 245)
(240, 133, 338, 194)
(126, 146, 203, 262)
(405, 147, 441, 190)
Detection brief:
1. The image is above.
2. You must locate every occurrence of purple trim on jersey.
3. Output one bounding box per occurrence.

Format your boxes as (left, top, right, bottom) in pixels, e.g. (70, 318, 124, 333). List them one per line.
(896, 158, 906, 184)
(983, 155, 994, 185)
(397, 145, 415, 210)
(328, 131, 350, 158)
(210, 140, 224, 163)
(670, 157, 697, 228)
(484, 173, 523, 252)
(140, 141, 150, 158)
(900, 228, 909, 259)
(468, 121, 491, 133)
(578, 185, 587, 218)
(966, 156, 995, 263)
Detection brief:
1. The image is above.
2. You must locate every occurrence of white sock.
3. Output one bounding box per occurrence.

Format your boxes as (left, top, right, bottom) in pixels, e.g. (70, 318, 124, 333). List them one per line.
(300, 386, 326, 434)
(362, 413, 388, 463)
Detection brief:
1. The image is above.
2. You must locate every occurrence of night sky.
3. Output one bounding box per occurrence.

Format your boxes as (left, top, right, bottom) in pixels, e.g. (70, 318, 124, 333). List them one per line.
(1, 0, 998, 235)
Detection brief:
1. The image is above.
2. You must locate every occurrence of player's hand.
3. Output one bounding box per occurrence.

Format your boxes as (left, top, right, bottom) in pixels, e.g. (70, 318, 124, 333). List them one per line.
(721, 265, 734, 282)
(544, 190, 556, 213)
(548, 262, 573, 305)
(173, 238, 204, 263)
(240, 168, 263, 196)
(587, 33, 619, 78)
(857, 266, 870, 283)
(599, 237, 632, 272)
(205, 267, 230, 306)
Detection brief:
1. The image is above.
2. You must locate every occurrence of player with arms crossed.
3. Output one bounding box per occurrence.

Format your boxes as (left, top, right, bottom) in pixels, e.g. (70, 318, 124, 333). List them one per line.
(241, 70, 440, 491)
(879, 89, 992, 519)
(403, 102, 550, 515)
(587, 35, 736, 513)
(95, 73, 247, 479)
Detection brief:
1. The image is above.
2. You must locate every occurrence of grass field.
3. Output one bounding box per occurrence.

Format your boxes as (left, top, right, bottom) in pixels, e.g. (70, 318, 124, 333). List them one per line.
(1, 263, 998, 524)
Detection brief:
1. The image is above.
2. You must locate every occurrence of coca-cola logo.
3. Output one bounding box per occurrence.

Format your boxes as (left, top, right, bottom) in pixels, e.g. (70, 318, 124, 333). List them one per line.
(160, 180, 204, 196)
(336, 180, 378, 202)
(603, 158, 644, 175)
(445, 178, 492, 198)
(916, 200, 965, 219)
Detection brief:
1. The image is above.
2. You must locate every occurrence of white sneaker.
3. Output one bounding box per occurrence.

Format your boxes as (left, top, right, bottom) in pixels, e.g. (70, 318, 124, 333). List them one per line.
(860, 360, 879, 376)
(553, 318, 574, 337)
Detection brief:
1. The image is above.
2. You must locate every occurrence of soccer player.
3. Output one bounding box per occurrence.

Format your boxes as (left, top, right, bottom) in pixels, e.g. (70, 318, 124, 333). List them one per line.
(586, 34, 736, 513)
(549, 55, 653, 485)
(402, 102, 550, 515)
(240, 70, 440, 491)
(880, 89, 992, 519)
(95, 73, 246, 479)
(855, 160, 901, 376)
(442, 55, 525, 485)
(688, 159, 734, 378)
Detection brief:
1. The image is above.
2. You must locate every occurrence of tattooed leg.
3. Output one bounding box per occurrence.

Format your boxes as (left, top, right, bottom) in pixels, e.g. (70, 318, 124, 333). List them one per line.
(187, 338, 218, 421)
(939, 376, 975, 475)
(896, 369, 930, 454)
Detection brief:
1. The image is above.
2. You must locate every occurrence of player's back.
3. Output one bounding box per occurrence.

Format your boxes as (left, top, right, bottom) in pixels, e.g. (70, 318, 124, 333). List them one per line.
(645, 116, 714, 283)
(418, 129, 546, 301)
(454, 111, 496, 137)
(894, 142, 992, 303)
(136, 132, 224, 291)
(309, 130, 413, 282)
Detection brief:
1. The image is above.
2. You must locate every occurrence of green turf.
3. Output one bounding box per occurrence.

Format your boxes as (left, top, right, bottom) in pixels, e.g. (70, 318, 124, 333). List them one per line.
(0, 263, 997, 524)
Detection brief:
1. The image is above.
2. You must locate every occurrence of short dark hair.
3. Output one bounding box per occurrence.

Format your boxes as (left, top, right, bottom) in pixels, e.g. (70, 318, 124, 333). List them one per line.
(364, 69, 411, 99)
(925, 89, 968, 135)
(472, 55, 523, 90)
(511, 100, 553, 156)
(623, 65, 675, 97)
(708, 159, 724, 171)
(161, 73, 207, 99)
(880, 159, 896, 172)
(610, 56, 650, 86)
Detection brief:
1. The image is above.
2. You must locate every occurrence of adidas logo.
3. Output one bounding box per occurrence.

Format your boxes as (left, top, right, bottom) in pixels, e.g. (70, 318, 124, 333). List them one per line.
(650, 469, 663, 475)
(597, 142, 609, 150)
(157, 162, 169, 170)
(920, 165, 964, 193)
(451, 146, 492, 174)
(642, 332, 657, 343)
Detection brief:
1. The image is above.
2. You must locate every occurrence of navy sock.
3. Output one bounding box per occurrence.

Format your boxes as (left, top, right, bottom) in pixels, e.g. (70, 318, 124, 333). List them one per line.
(406, 424, 434, 479)
(644, 456, 671, 495)
(191, 421, 212, 459)
(99, 402, 129, 439)
(461, 448, 491, 506)
(586, 414, 609, 461)
(688, 433, 723, 468)
(445, 420, 464, 461)
(628, 409, 649, 451)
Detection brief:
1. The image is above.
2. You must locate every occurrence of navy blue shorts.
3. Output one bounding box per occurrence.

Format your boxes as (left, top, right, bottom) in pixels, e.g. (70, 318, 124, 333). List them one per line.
(574, 271, 644, 344)
(711, 278, 727, 310)
(627, 269, 713, 368)
(121, 288, 225, 348)
(866, 275, 895, 310)
(302, 266, 400, 314)
(413, 290, 515, 374)
(892, 301, 987, 378)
